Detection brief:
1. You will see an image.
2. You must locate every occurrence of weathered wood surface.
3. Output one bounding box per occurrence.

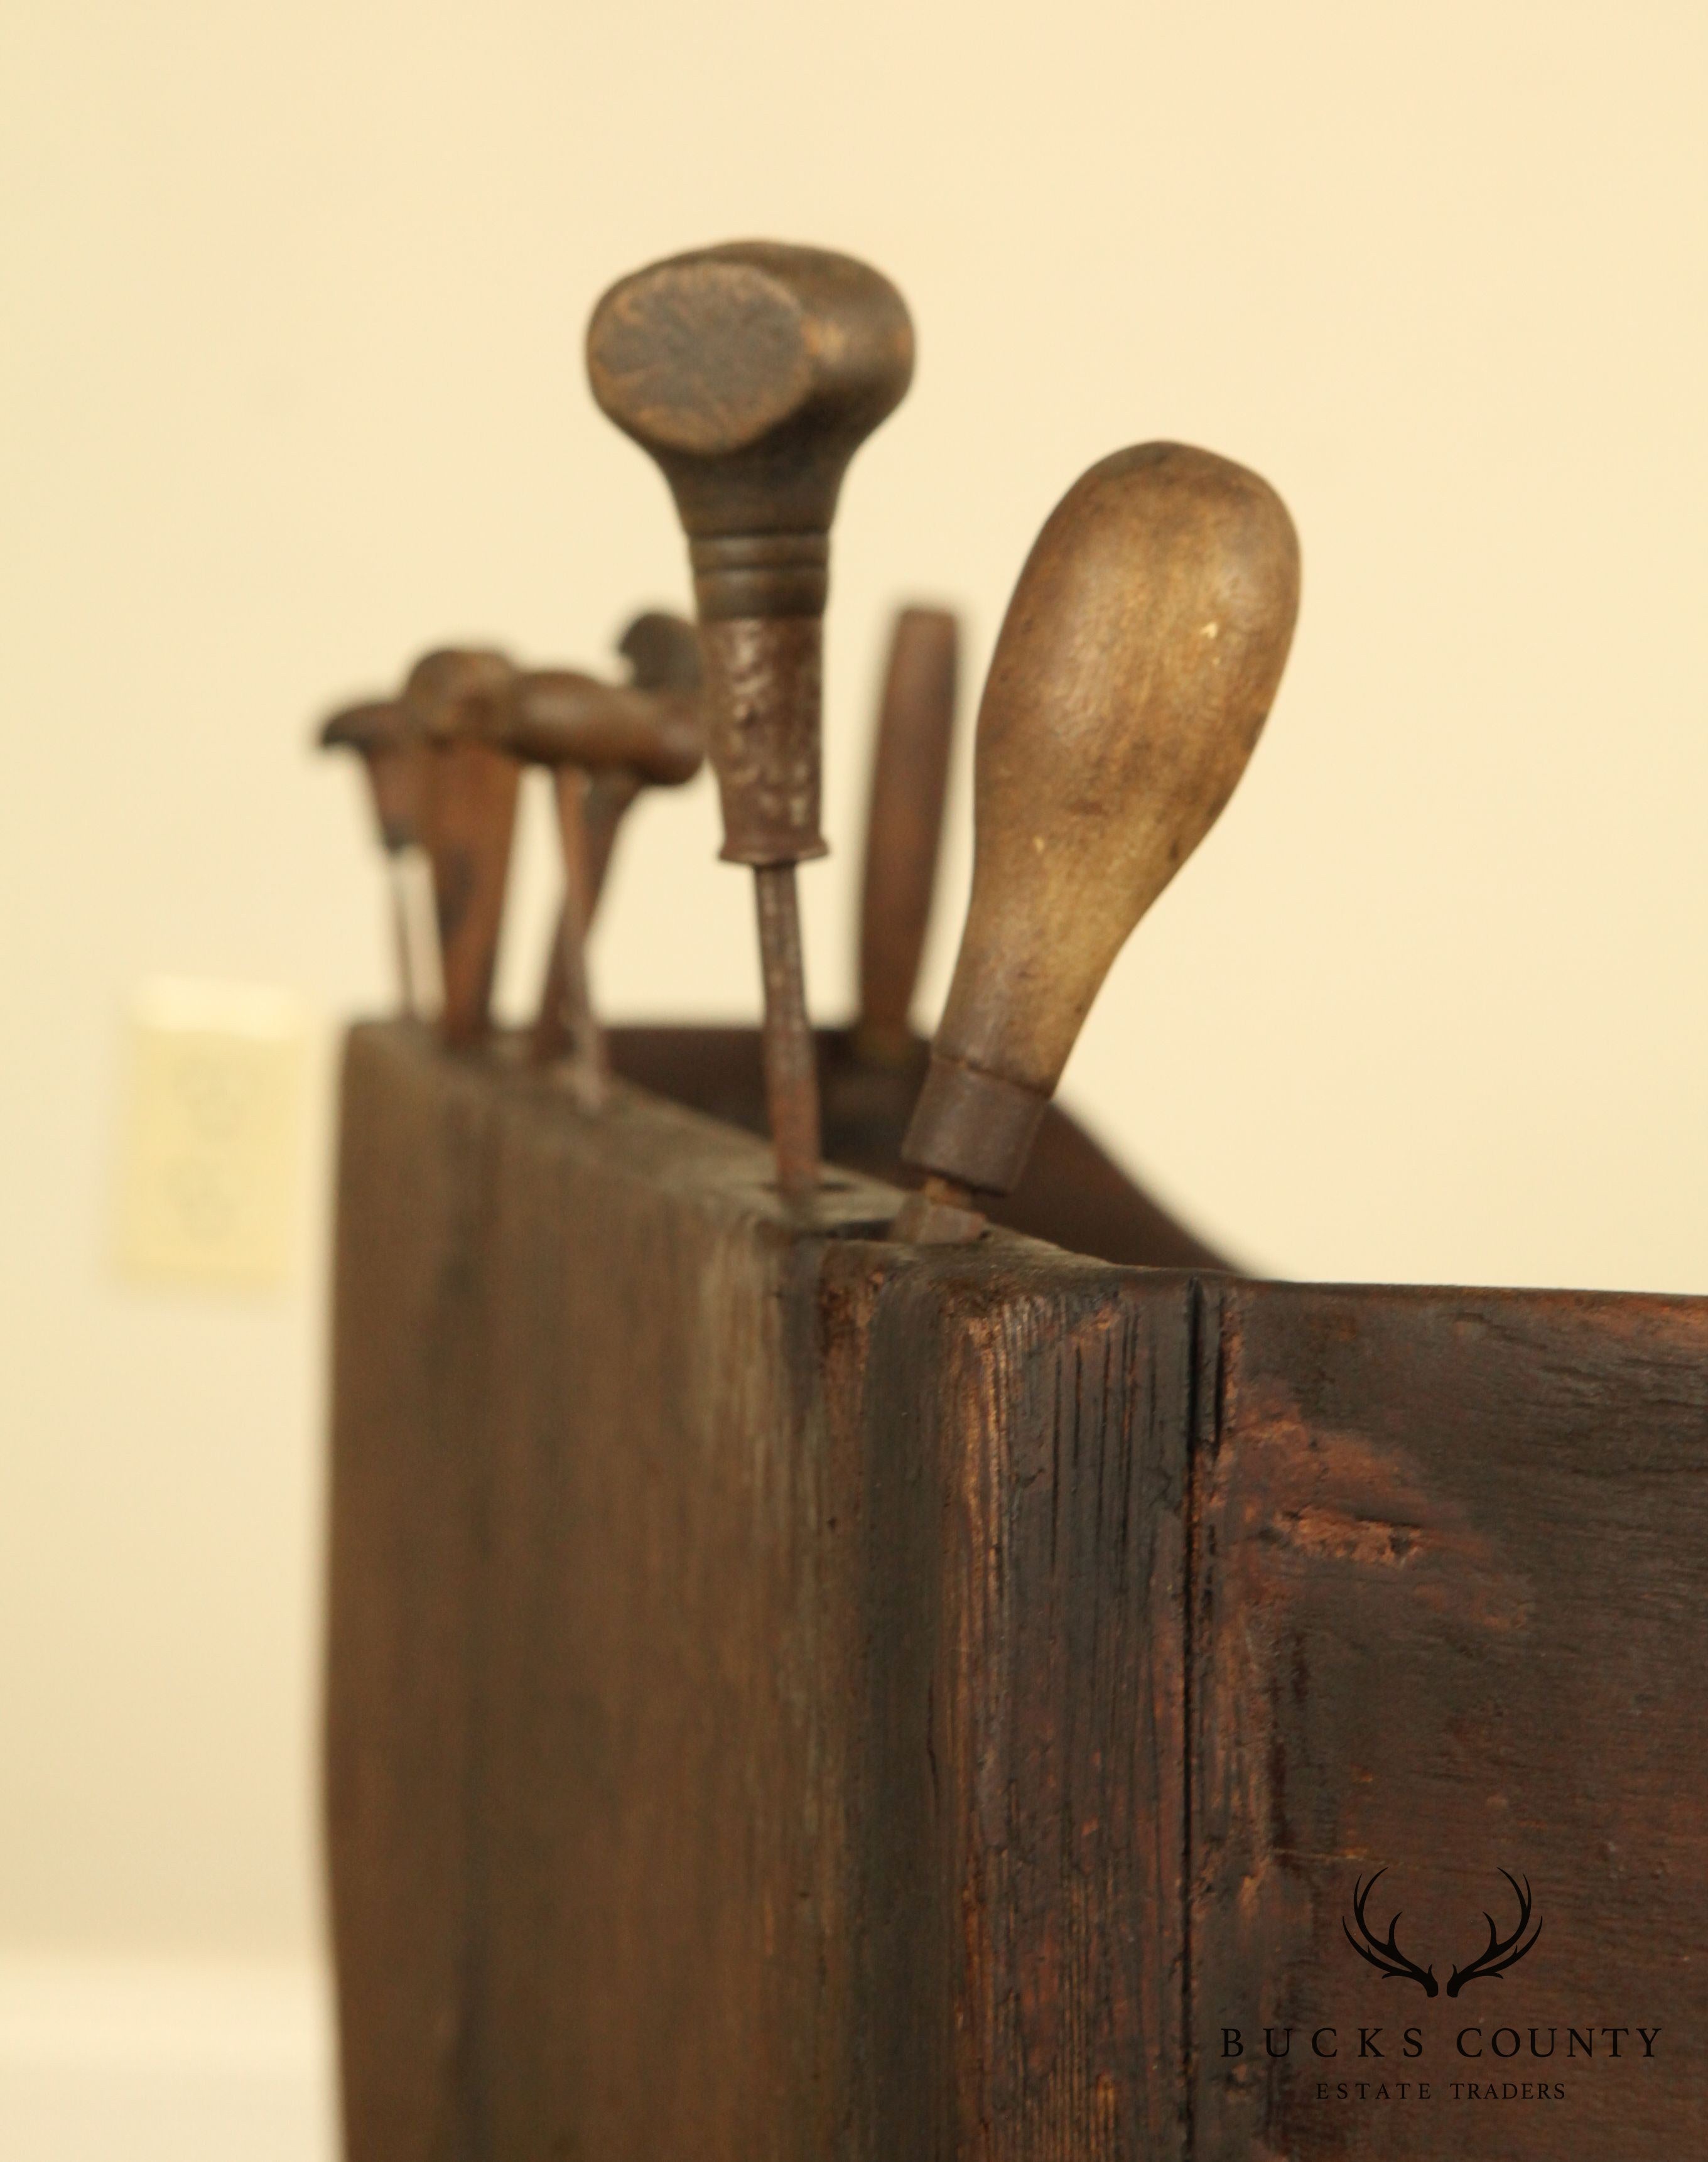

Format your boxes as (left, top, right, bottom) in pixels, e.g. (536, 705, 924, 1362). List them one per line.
(328, 1021, 1192, 2159)
(605, 1021, 1229, 1272)
(327, 1020, 1708, 2160)
(1192, 1281, 1708, 2158)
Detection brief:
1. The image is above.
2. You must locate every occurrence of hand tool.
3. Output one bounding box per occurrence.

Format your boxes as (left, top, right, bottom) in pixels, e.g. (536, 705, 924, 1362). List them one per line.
(403, 646, 521, 1051)
(897, 441, 1300, 1241)
(505, 668, 705, 1102)
(586, 241, 914, 1197)
(853, 606, 959, 1066)
(317, 697, 440, 1019)
(531, 611, 702, 1091)
(573, 611, 702, 930)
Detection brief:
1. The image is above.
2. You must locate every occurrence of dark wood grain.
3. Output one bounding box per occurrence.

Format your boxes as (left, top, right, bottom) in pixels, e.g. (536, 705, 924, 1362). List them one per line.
(327, 1022, 1196, 2159)
(325, 1021, 502, 2157)
(1189, 1279, 1708, 2159)
(327, 1024, 1708, 2159)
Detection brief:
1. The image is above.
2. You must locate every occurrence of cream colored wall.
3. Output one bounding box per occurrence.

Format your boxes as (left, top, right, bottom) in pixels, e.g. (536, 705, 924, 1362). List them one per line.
(1, 0, 1703, 1965)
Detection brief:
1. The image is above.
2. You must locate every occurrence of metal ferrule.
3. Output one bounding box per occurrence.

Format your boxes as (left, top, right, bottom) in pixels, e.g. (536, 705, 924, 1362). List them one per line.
(689, 532, 829, 622)
(901, 1051, 1049, 1197)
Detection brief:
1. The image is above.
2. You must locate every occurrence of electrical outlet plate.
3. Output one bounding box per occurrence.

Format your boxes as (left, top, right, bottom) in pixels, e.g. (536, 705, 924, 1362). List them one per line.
(116, 980, 311, 1290)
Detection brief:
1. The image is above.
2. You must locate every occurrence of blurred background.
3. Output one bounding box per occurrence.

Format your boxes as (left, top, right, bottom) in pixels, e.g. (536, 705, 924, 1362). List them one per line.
(1, 1, 1704, 2153)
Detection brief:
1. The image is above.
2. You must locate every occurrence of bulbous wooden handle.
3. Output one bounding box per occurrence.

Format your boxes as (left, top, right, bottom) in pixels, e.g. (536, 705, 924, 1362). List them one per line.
(586, 241, 913, 865)
(504, 672, 703, 787)
(903, 441, 1300, 1198)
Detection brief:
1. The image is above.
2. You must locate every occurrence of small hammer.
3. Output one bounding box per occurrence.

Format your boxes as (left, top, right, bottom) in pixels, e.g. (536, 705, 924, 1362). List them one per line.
(897, 443, 1300, 1241)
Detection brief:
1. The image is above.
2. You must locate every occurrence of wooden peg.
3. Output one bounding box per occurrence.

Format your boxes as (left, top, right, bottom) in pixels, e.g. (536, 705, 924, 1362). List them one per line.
(898, 442, 1300, 1238)
(586, 241, 915, 1196)
(504, 668, 706, 1100)
(854, 607, 959, 1066)
(403, 647, 521, 1051)
(318, 697, 437, 1019)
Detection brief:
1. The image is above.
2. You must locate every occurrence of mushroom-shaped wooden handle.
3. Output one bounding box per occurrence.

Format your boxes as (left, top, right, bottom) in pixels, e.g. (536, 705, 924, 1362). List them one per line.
(903, 442, 1300, 1201)
(586, 241, 913, 862)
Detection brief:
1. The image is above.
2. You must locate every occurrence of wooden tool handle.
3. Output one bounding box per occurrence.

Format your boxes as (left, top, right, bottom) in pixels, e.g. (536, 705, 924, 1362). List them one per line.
(586, 241, 913, 863)
(526, 619, 705, 1084)
(403, 647, 522, 1050)
(403, 647, 516, 741)
(855, 607, 959, 1062)
(618, 610, 702, 693)
(504, 671, 703, 786)
(903, 442, 1299, 1198)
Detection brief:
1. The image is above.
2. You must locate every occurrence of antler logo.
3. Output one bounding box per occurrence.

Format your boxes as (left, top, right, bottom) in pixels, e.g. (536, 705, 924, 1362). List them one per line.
(1343, 1869, 1439, 1996)
(1446, 1870, 1542, 1998)
(1343, 1869, 1542, 1999)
